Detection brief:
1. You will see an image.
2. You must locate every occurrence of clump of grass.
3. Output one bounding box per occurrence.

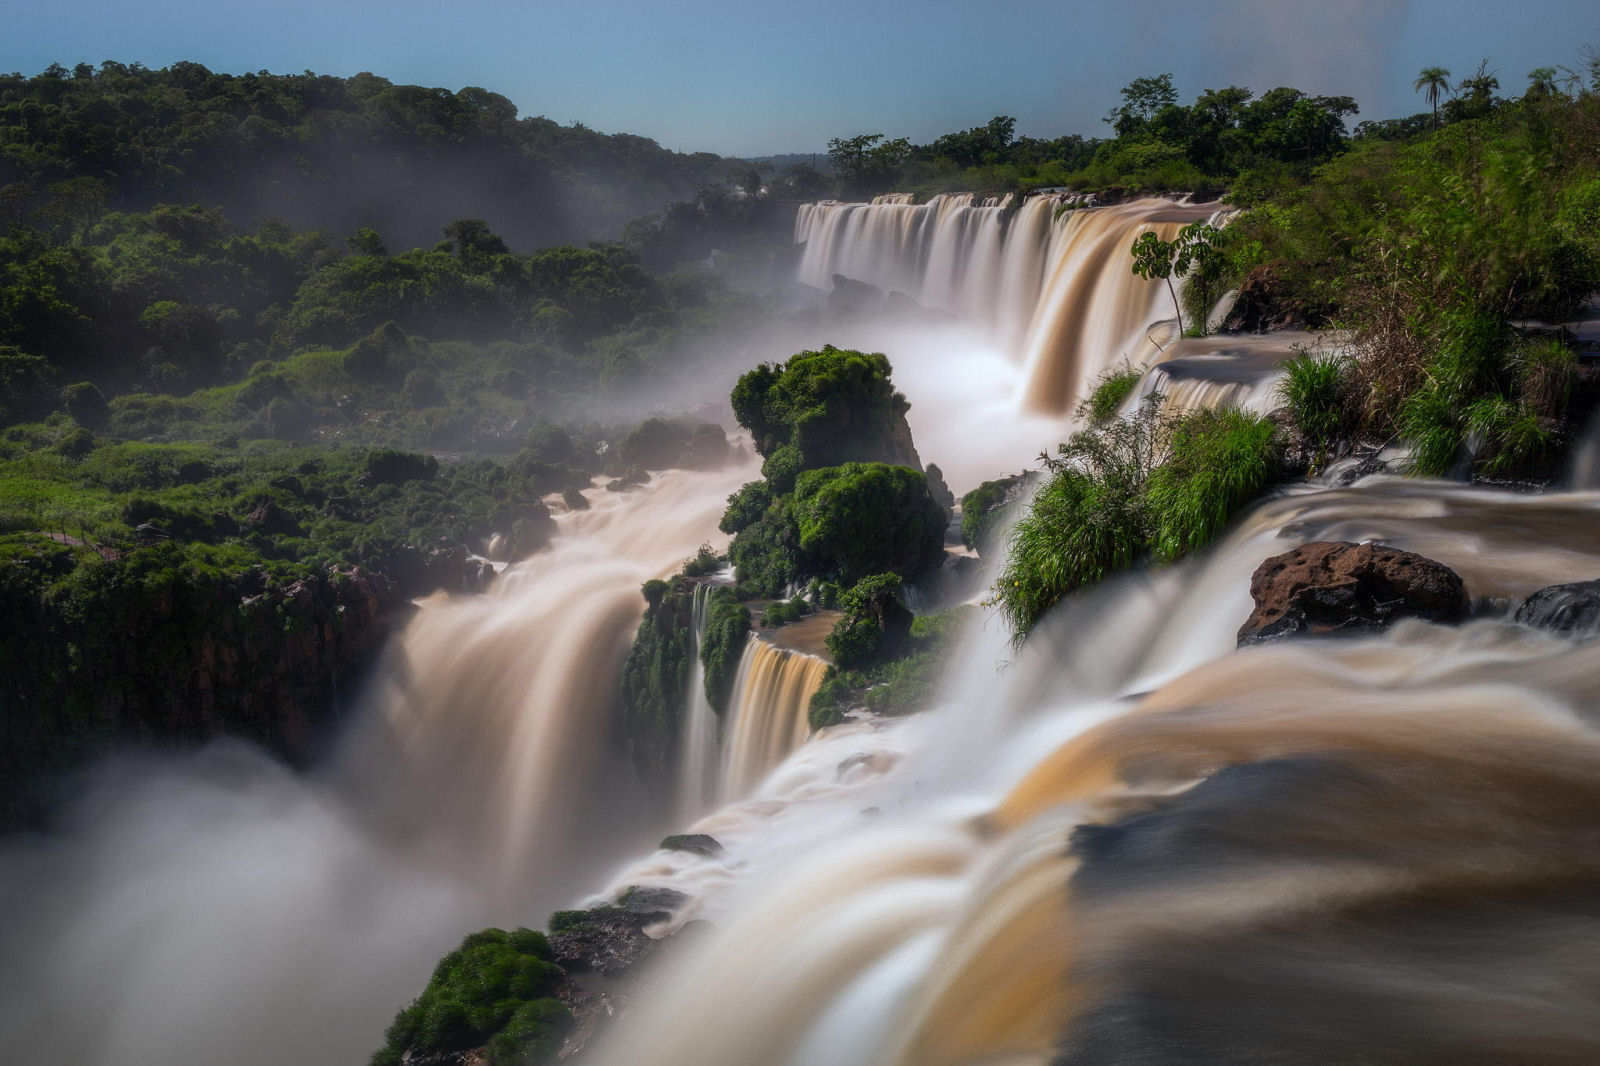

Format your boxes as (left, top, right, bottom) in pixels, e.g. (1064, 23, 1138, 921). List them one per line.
(1275, 348, 1350, 469)
(1146, 407, 1280, 561)
(1079, 363, 1144, 423)
(995, 396, 1280, 640)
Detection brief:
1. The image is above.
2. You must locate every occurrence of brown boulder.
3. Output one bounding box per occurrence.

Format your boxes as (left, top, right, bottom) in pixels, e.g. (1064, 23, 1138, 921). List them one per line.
(1238, 541, 1467, 646)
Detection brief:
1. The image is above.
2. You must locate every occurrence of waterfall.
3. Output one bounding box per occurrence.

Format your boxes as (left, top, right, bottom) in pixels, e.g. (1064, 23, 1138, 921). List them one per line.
(793, 195, 1219, 413)
(0, 459, 758, 1066)
(590, 476, 1600, 1066)
(719, 638, 832, 800)
(676, 582, 720, 821)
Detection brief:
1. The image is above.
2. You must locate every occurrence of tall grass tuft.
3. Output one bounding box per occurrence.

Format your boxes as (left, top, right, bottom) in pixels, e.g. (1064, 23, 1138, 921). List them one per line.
(1276, 349, 1349, 469)
(1146, 408, 1279, 562)
(995, 397, 1280, 640)
(1080, 364, 1144, 424)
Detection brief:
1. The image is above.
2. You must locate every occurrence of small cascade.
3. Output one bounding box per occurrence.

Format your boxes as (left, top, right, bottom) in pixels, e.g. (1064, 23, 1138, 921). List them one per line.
(675, 582, 720, 821)
(793, 194, 1217, 414)
(719, 638, 831, 800)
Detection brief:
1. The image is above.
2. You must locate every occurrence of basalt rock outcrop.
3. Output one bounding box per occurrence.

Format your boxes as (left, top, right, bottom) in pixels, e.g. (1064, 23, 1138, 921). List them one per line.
(1238, 541, 1468, 646)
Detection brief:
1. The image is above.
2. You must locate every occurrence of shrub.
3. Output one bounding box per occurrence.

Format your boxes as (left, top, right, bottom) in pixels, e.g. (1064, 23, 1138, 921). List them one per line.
(619, 577, 693, 779)
(730, 345, 920, 470)
(365, 448, 438, 485)
(619, 417, 692, 469)
(61, 381, 108, 427)
(680, 543, 721, 577)
(1145, 408, 1279, 562)
(959, 473, 1028, 553)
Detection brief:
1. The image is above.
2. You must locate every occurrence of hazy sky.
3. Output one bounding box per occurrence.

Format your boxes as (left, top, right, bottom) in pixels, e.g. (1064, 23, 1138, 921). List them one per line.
(5, 0, 1597, 156)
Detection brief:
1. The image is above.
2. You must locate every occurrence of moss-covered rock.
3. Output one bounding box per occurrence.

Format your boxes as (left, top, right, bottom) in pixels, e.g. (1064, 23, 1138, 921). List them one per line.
(618, 576, 695, 781)
(371, 928, 571, 1066)
(700, 587, 750, 713)
(792, 463, 947, 587)
(824, 573, 912, 670)
(730, 345, 921, 471)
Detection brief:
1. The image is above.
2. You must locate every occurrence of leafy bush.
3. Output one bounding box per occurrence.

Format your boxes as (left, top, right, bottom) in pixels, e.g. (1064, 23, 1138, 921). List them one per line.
(1276, 349, 1350, 466)
(761, 596, 811, 628)
(619, 577, 694, 779)
(809, 606, 970, 730)
(364, 448, 437, 485)
(1145, 407, 1280, 561)
(959, 473, 1029, 553)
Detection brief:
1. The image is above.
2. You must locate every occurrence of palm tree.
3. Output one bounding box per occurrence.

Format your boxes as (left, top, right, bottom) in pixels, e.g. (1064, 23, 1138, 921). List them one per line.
(1526, 67, 1559, 99)
(1414, 67, 1452, 129)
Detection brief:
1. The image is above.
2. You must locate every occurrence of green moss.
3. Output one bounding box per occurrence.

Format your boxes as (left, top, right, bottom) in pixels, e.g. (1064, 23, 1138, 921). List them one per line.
(824, 573, 910, 670)
(791, 463, 946, 588)
(618, 577, 695, 781)
(371, 927, 570, 1066)
(808, 605, 972, 730)
(700, 587, 751, 713)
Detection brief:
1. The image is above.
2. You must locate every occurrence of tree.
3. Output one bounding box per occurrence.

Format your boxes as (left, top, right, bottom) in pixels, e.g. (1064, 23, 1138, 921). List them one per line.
(1525, 67, 1560, 99)
(826, 133, 912, 198)
(1413, 67, 1452, 129)
(1129, 221, 1222, 337)
(1106, 74, 1179, 136)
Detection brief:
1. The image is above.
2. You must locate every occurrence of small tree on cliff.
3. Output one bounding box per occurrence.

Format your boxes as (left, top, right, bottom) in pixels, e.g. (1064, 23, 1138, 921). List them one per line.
(1129, 220, 1222, 338)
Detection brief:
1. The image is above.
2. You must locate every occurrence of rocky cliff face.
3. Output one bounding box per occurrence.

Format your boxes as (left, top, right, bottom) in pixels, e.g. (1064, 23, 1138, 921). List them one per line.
(0, 548, 405, 825)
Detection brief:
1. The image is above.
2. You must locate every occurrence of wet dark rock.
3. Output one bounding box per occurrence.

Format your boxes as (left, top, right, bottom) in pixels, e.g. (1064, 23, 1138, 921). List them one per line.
(618, 885, 690, 916)
(425, 546, 495, 595)
(1515, 580, 1600, 634)
(1238, 541, 1468, 646)
(547, 890, 688, 978)
(827, 273, 885, 318)
(659, 833, 723, 857)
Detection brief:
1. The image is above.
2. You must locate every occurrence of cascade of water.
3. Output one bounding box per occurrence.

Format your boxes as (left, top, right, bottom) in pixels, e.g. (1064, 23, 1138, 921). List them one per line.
(0, 459, 758, 1066)
(719, 638, 832, 801)
(676, 582, 721, 821)
(793, 195, 1219, 415)
(590, 476, 1600, 1066)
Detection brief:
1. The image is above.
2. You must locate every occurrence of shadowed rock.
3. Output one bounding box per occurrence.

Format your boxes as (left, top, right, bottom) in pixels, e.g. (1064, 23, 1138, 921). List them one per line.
(1515, 579, 1600, 634)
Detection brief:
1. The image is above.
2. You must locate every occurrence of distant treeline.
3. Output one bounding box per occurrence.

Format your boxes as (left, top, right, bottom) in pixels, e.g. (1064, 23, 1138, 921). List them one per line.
(0, 61, 746, 251)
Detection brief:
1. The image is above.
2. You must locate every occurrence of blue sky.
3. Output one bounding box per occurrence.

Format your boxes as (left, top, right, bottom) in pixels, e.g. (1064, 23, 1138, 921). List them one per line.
(4, 0, 1597, 156)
